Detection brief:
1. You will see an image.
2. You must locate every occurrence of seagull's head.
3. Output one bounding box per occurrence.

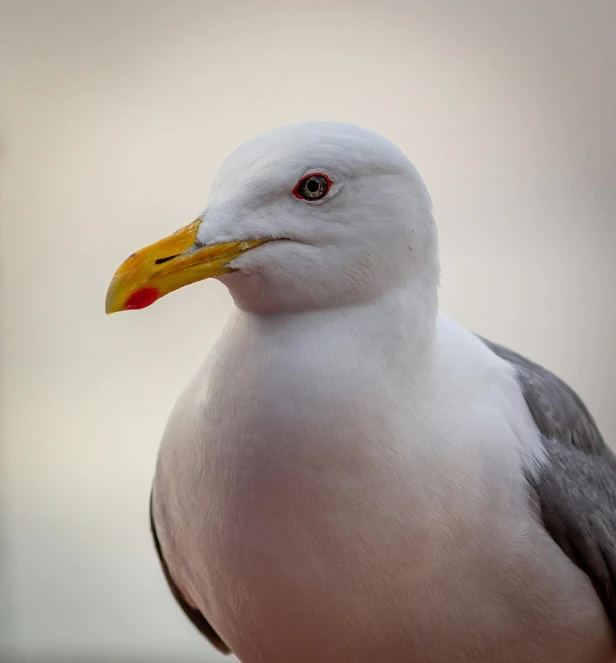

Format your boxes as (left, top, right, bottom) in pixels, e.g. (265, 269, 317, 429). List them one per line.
(106, 122, 437, 314)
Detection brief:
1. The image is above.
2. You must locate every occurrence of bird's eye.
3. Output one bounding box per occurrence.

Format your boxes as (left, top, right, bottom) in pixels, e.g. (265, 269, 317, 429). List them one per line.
(293, 173, 332, 201)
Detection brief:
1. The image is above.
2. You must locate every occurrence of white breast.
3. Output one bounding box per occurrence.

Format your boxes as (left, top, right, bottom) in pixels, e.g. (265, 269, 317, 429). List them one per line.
(152, 309, 613, 663)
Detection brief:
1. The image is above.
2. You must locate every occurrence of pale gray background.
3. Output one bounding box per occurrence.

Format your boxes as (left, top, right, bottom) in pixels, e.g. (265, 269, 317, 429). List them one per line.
(1, 1, 615, 661)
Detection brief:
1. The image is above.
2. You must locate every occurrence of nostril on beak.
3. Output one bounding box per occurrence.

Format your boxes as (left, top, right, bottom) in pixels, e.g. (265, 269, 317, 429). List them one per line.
(155, 254, 180, 265)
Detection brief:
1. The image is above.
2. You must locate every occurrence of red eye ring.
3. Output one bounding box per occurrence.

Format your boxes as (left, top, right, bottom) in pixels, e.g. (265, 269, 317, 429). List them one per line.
(293, 172, 333, 201)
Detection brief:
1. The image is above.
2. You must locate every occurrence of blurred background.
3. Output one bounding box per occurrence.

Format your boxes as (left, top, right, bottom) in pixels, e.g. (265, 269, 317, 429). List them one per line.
(1, 1, 615, 661)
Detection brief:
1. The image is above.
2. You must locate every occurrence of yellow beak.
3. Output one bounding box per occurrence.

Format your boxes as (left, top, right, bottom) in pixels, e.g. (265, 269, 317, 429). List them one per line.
(105, 219, 266, 313)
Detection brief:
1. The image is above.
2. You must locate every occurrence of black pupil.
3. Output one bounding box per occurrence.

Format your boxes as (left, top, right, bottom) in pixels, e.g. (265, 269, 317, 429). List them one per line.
(301, 175, 327, 199)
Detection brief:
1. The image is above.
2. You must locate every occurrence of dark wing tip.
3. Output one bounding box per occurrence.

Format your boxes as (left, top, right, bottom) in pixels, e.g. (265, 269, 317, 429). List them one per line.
(149, 490, 231, 654)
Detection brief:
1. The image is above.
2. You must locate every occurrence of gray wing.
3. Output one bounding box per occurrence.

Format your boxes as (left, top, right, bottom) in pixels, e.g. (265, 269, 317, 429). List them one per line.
(150, 491, 231, 654)
(480, 337, 616, 625)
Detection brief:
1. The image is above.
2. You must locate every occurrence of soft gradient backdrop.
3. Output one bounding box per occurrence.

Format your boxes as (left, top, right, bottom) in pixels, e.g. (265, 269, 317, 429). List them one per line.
(1, 1, 615, 661)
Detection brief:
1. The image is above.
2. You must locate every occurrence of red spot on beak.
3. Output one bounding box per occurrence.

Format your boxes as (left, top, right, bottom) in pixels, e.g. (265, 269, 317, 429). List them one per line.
(124, 287, 160, 310)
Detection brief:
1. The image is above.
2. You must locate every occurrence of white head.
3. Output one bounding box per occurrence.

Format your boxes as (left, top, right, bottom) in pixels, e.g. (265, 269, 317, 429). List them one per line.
(106, 122, 439, 315)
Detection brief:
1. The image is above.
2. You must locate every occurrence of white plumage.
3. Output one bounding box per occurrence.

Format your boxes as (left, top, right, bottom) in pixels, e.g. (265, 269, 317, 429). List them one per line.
(109, 122, 615, 662)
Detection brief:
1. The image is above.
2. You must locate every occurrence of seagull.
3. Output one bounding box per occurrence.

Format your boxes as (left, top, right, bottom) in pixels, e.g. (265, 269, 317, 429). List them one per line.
(106, 122, 616, 663)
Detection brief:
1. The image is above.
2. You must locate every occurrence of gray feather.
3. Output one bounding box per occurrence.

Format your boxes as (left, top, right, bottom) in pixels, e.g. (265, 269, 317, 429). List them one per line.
(480, 337, 616, 624)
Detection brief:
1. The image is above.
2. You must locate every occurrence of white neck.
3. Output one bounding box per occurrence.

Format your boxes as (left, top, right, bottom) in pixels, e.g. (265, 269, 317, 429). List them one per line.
(223, 276, 439, 387)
